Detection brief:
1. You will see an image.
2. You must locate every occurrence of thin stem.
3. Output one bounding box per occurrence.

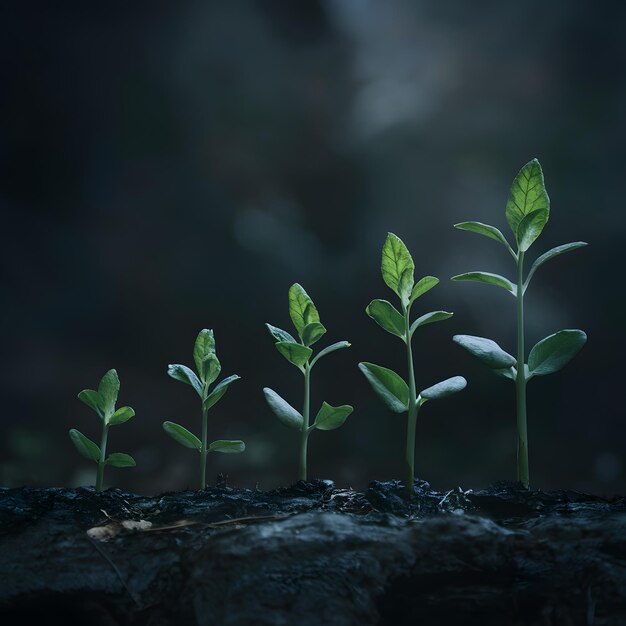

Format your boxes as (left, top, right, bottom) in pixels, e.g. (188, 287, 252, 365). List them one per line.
(299, 364, 311, 481)
(95, 423, 109, 492)
(516, 251, 529, 488)
(404, 304, 418, 495)
(200, 381, 209, 490)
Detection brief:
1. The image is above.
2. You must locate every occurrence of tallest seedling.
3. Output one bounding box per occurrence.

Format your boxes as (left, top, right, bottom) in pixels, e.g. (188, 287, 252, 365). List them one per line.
(452, 158, 587, 488)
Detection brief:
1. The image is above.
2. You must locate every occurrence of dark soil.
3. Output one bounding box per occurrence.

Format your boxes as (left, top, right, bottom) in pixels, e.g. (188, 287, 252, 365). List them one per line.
(1, 479, 625, 625)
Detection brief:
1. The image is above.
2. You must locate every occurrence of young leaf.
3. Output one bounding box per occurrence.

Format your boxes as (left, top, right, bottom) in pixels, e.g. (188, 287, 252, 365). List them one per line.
(517, 208, 549, 252)
(302, 322, 327, 347)
(203, 375, 241, 411)
(358, 362, 409, 414)
(524, 242, 588, 291)
(202, 353, 222, 386)
(452, 335, 517, 369)
(505, 158, 550, 242)
(420, 376, 467, 401)
(98, 369, 120, 417)
(69, 429, 101, 462)
(77, 389, 104, 418)
(409, 276, 439, 303)
(163, 421, 202, 451)
(263, 387, 303, 430)
(528, 329, 587, 376)
(454, 221, 511, 249)
(366, 299, 405, 339)
(275, 342, 312, 368)
(451, 271, 516, 296)
(310, 341, 351, 367)
(193, 329, 215, 379)
(288, 283, 320, 337)
(409, 311, 453, 336)
(313, 402, 353, 431)
(105, 452, 136, 467)
(167, 364, 203, 397)
(381, 233, 415, 304)
(208, 440, 245, 453)
(266, 323, 297, 344)
(107, 406, 135, 426)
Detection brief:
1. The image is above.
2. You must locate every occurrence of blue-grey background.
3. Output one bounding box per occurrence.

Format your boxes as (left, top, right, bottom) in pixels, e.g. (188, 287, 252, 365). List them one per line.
(2, 1, 624, 494)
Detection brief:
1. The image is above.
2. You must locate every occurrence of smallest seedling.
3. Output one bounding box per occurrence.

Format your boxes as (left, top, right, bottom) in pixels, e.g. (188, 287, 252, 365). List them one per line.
(70, 369, 136, 492)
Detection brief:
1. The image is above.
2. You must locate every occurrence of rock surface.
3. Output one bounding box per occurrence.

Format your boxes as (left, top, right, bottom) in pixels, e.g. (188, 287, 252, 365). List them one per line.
(1, 480, 625, 625)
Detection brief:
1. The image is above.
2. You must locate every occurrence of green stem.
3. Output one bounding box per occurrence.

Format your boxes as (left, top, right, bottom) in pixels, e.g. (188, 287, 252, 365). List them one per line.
(516, 252, 529, 488)
(299, 364, 311, 481)
(95, 423, 109, 492)
(200, 405, 208, 490)
(405, 306, 418, 495)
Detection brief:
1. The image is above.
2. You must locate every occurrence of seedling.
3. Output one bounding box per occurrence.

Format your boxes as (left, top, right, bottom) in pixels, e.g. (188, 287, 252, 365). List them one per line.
(452, 158, 587, 488)
(69, 369, 136, 492)
(263, 283, 353, 481)
(163, 329, 244, 489)
(359, 233, 467, 494)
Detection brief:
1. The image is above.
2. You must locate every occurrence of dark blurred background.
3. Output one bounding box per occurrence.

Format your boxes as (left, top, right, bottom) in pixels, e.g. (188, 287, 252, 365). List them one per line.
(2, 0, 625, 495)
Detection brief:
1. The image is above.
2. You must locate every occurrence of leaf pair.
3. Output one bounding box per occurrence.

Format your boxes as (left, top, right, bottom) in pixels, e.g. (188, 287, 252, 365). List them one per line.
(69, 430, 136, 468)
(162, 422, 244, 454)
(77, 369, 135, 426)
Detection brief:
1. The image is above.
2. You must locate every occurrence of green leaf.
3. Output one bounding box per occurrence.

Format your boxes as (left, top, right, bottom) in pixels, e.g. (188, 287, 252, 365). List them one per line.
(202, 353, 222, 386)
(167, 364, 203, 397)
(288, 283, 320, 338)
(106, 452, 136, 468)
(381, 233, 415, 305)
(69, 429, 101, 462)
(107, 406, 135, 426)
(266, 323, 297, 344)
(451, 271, 516, 296)
(77, 389, 104, 418)
(410, 311, 453, 336)
(302, 322, 327, 347)
(193, 329, 215, 380)
(313, 402, 353, 431)
(208, 440, 245, 454)
(358, 362, 409, 414)
(494, 367, 516, 380)
(452, 335, 517, 369)
(163, 421, 201, 451)
(263, 387, 303, 430)
(275, 342, 312, 368)
(366, 299, 405, 339)
(310, 341, 351, 367)
(517, 208, 549, 252)
(454, 221, 511, 249)
(409, 276, 439, 303)
(203, 375, 241, 411)
(98, 369, 120, 417)
(420, 376, 467, 401)
(505, 158, 550, 243)
(524, 242, 588, 291)
(528, 329, 587, 376)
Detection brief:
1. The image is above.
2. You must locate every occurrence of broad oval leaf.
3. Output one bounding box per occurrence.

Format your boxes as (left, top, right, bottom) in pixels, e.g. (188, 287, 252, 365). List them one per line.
(69, 429, 101, 462)
(266, 323, 297, 344)
(451, 271, 516, 296)
(452, 335, 516, 369)
(203, 374, 241, 411)
(381, 233, 414, 305)
(98, 369, 120, 417)
(454, 221, 511, 248)
(106, 452, 136, 468)
(167, 364, 203, 397)
(302, 322, 327, 347)
(78, 389, 104, 418)
(410, 311, 453, 336)
(358, 362, 409, 414)
(528, 329, 587, 376)
(193, 329, 215, 380)
(107, 406, 135, 426)
(202, 353, 222, 386)
(289, 283, 320, 338)
(420, 376, 467, 401)
(313, 402, 353, 431)
(208, 440, 245, 454)
(163, 421, 201, 451)
(524, 241, 588, 291)
(366, 299, 405, 339)
(310, 341, 351, 367)
(263, 387, 303, 430)
(505, 158, 550, 242)
(410, 276, 439, 303)
(517, 208, 549, 252)
(275, 341, 312, 368)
